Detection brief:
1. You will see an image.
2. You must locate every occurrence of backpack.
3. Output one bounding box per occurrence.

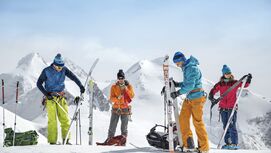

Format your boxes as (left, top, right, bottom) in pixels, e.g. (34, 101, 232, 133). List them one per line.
(146, 124, 179, 149)
(4, 128, 39, 147)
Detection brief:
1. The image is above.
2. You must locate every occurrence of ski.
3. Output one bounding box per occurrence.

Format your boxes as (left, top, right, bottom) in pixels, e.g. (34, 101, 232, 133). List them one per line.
(63, 58, 99, 145)
(2, 79, 5, 147)
(217, 75, 248, 149)
(162, 55, 174, 153)
(169, 78, 183, 147)
(88, 79, 95, 145)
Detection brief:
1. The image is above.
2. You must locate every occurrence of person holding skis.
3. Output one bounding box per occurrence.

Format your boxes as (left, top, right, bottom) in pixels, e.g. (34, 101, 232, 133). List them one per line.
(37, 53, 85, 145)
(208, 65, 252, 150)
(105, 69, 135, 146)
(170, 51, 209, 153)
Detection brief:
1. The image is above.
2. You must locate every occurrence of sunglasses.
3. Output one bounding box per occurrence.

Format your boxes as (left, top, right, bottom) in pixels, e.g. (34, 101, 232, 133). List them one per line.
(55, 65, 63, 70)
(118, 77, 124, 80)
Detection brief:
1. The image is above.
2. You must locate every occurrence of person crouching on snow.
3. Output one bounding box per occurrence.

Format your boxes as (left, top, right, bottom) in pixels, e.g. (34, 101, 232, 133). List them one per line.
(208, 65, 252, 150)
(106, 69, 135, 146)
(37, 53, 85, 145)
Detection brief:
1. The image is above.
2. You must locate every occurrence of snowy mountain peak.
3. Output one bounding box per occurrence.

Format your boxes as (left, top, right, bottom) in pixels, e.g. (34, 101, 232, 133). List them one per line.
(16, 52, 47, 71)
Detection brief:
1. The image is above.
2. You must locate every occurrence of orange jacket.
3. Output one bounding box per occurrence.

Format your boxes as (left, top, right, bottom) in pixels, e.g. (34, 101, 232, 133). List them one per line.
(110, 82, 135, 109)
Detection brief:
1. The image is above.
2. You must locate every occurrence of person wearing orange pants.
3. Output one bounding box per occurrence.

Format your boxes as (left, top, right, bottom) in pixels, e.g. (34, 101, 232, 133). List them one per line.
(179, 97, 209, 152)
(170, 52, 209, 153)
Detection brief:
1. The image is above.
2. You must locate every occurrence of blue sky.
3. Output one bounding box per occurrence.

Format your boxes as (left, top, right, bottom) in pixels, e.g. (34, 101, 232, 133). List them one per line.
(0, 0, 271, 96)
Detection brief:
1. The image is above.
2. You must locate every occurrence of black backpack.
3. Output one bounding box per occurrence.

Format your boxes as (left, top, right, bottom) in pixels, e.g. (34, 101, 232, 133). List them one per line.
(146, 124, 179, 149)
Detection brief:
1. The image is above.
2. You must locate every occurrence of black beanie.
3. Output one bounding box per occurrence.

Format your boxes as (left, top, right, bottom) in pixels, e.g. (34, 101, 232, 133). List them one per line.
(117, 69, 125, 79)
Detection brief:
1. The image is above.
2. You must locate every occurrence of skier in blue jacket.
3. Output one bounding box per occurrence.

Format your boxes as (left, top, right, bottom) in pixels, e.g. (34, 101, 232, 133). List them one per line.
(37, 53, 85, 145)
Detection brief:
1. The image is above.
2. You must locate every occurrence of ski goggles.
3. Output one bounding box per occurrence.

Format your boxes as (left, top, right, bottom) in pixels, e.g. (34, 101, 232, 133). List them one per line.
(118, 77, 125, 80)
(54, 65, 63, 70)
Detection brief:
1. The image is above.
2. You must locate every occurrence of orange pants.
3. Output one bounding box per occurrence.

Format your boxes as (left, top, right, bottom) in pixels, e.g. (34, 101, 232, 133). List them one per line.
(179, 96, 209, 151)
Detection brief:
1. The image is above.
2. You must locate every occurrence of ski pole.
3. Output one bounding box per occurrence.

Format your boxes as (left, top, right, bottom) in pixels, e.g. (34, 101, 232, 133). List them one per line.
(79, 109, 82, 145)
(64, 58, 99, 145)
(217, 76, 247, 149)
(2, 80, 5, 147)
(13, 81, 19, 146)
(76, 112, 78, 145)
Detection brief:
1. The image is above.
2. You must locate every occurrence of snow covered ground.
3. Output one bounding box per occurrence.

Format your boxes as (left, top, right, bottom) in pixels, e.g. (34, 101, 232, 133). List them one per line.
(1, 53, 271, 153)
(1, 145, 271, 153)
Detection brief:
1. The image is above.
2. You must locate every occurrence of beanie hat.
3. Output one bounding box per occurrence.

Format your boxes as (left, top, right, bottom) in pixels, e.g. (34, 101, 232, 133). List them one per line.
(173, 51, 186, 63)
(53, 53, 65, 67)
(117, 69, 125, 79)
(222, 65, 231, 75)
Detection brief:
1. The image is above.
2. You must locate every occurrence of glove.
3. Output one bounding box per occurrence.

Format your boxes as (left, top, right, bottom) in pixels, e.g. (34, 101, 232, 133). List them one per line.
(161, 86, 165, 95)
(161, 82, 173, 95)
(74, 96, 80, 105)
(208, 94, 218, 105)
(80, 86, 85, 94)
(124, 80, 129, 86)
(172, 79, 181, 87)
(117, 95, 123, 100)
(171, 91, 180, 99)
(208, 94, 214, 101)
(46, 93, 53, 100)
(246, 73, 252, 84)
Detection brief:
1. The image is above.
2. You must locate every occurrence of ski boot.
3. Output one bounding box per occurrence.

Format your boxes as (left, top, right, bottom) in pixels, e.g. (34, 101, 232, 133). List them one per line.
(229, 144, 240, 150)
(222, 143, 239, 150)
(181, 137, 197, 152)
(63, 139, 72, 145)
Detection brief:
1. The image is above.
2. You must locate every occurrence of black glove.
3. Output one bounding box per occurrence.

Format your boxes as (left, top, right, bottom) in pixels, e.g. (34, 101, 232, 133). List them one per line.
(171, 91, 180, 99)
(208, 94, 218, 105)
(246, 73, 252, 84)
(161, 82, 173, 95)
(46, 93, 53, 100)
(161, 86, 165, 95)
(80, 86, 85, 94)
(124, 80, 129, 86)
(208, 94, 214, 101)
(172, 79, 181, 87)
(74, 96, 80, 105)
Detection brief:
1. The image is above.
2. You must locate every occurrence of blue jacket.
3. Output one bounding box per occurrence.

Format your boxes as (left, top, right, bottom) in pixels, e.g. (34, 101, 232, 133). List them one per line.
(176, 56, 205, 100)
(37, 64, 83, 96)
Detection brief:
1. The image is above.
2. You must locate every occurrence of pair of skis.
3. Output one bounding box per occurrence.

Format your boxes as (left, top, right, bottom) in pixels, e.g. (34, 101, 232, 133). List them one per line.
(63, 58, 99, 145)
(162, 55, 183, 152)
(1, 80, 20, 147)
